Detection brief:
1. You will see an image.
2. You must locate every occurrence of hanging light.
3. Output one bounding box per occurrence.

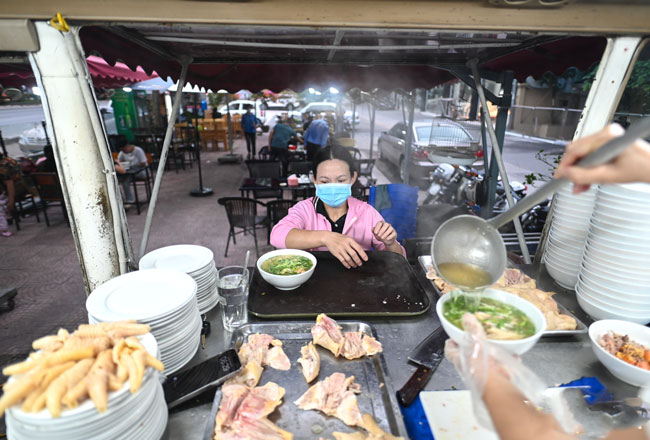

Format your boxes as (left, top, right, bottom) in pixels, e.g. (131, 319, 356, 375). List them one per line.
(329, 87, 339, 95)
(122, 86, 132, 92)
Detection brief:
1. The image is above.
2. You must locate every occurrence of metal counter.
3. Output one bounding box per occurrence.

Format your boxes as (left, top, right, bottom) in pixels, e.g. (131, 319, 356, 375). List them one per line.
(167, 263, 639, 439)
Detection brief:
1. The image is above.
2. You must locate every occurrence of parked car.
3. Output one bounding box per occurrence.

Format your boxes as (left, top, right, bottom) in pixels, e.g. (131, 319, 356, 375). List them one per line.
(295, 102, 360, 126)
(377, 119, 481, 185)
(263, 93, 302, 111)
(217, 99, 269, 129)
(19, 123, 49, 156)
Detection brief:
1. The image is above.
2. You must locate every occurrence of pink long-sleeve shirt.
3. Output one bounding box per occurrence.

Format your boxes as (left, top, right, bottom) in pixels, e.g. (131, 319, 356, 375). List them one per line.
(270, 197, 406, 257)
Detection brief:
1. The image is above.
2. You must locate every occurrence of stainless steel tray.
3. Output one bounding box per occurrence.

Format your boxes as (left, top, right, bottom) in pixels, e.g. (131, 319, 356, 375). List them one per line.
(417, 255, 588, 337)
(202, 322, 408, 440)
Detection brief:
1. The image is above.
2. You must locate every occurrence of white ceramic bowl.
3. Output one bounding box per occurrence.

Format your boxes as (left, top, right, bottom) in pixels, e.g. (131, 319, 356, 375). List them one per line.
(596, 196, 650, 215)
(556, 192, 596, 207)
(591, 217, 648, 234)
(544, 259, 578, 289)
(577, 292, 650, 324)
(546, 241, 583, 261)
(582, 258, 650, 284)
(595, 211, 649, 227)
(577, 280, 650, 310)
(580, 264, 650, 293)
(256, 249, 317, 290)
(589, 319, 650, 386)
(578, 287, 650, 316)
(586, 234, 650, 256)
(584, 249, 650, 273)
(579, 273, 650, 301)
(436, 289, 546, 355)
(589, 224, 650, 245)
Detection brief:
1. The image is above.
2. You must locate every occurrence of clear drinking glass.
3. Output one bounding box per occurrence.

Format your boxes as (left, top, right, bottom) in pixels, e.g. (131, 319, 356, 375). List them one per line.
(217, 266, 249, 332)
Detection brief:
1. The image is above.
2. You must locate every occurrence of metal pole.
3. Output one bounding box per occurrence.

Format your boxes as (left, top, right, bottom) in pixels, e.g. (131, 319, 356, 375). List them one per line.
(226, 96, 233, 152)
(139, 59, 190, 259)
(403, 94, 415, 185)
(368, 103, 376, 160)
(29, 22, 133, 292)
(468, 60, 531, 264)
(190, 94, 213, 197)
(352, 101, 356, 138)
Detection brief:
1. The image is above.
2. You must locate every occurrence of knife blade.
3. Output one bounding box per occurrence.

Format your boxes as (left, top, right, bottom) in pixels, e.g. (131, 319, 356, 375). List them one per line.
(397, 326, 448, 406)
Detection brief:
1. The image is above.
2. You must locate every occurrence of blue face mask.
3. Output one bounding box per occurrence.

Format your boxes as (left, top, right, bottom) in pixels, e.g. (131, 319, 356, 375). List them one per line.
(315, 183, 351, 207)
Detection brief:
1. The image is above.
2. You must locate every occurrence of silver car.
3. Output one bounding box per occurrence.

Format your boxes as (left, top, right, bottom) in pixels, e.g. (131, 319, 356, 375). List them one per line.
(377, 119, 481, 185)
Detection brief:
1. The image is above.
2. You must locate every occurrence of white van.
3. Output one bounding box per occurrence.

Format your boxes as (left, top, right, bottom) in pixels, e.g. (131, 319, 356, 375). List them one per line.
(217, 100, 268, 129)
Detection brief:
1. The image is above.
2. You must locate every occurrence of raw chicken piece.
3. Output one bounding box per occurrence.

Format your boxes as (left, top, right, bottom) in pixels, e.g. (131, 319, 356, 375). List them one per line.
(334, 433, 367, 440)
(298, 342, 320, 383)
(215, 384, 250, 432)
(361, 335, 383, 356)
(237, 333, 291, 371)
(294, 372, 363, 427)
(265, 345, 291, 371)
(214, 382, 292, 440)
(494, 268, 535, 288)
(312, 314, 344, 357)
(341, 332, 366, 360)
(312, 314, 383, 359)
(224, 361, 264, 388)
(358, 413, 405, 440)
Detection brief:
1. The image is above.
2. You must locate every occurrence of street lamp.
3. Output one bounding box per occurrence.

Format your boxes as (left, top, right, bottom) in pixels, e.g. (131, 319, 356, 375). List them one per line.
(122, 86, 132, 93)
(329, 87, 339, 95)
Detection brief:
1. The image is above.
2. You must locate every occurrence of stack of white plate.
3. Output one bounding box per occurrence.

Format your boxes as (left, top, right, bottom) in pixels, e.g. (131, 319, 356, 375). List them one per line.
(140, 245, 219, 313)
(543, 185, 597, 289)
(6, 334, 167, 440)
(576, 183, 650, 325)
(86, 269, 201, 375)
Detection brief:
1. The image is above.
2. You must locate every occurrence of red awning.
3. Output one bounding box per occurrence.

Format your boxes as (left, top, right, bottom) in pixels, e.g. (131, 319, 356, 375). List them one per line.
(85, 55, 159, 88)
(0, 55, 159, 89)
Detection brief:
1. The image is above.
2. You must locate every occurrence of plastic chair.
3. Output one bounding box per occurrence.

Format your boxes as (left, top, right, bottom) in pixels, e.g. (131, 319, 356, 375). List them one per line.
(266, 199, 296, 244)
(218, 197, 268, 258)
(31, 172, 68, 226)
(354, 158, 376, 186)
(368, 183, 418, 244)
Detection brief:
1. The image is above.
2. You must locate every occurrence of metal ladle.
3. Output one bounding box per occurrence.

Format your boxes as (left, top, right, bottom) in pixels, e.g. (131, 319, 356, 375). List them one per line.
(431, 117, 650, 290)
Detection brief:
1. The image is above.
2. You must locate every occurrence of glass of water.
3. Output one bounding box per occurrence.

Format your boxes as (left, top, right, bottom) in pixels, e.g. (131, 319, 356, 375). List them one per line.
(217, 266, 249, 332)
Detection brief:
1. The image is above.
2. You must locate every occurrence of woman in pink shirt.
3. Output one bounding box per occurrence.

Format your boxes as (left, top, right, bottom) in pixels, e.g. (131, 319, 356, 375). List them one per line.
(270, 146, 405, 269)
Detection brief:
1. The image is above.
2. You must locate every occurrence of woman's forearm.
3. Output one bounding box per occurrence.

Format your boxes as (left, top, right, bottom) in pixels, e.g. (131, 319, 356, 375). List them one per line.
(385, 241, 403, 255)
(483, 370, 574, 440)
(285, 228, 329, 249)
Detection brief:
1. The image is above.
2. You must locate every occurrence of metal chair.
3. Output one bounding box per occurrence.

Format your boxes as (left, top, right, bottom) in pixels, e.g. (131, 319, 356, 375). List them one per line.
(287, 160, 312, 176)
(13, 193, 40, 230)
(245, 160, 283, 199)
(218, 197, 268, 258)
(354, 158, 377, 186)
(31, 172, 68, 226)
(265, 199, 295, 244)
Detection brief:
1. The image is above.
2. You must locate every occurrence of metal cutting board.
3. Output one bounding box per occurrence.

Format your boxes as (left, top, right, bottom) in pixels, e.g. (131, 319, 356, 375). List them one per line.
(417, 255, 588, 337)
(203, 321, 408, 440)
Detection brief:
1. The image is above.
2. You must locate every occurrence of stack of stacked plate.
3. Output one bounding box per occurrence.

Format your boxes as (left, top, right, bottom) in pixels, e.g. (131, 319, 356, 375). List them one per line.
(140, 245, 219, 313)
(86, 269, 201, 375)
(6, 334, 167, 440)
(543, 184, 597, 289)
(576, 183, 650, 324)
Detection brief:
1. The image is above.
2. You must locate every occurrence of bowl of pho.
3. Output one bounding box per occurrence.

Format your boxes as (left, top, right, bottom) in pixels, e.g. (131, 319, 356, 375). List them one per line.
(256, 249, 317, 290)
(436, 289, 546, 355)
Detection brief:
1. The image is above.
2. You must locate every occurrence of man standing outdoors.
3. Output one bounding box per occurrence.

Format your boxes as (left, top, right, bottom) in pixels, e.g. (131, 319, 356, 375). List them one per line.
(268, 116, 298, 175)
(303, 113, 330, 161)
(241, 104, 260, 159)
(116, 135, 148, 203)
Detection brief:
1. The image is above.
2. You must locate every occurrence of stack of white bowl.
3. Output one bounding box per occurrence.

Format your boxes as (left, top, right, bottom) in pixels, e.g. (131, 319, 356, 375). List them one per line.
(86, 269, 202, 375)
(6, 334, 167, 440)
(543, 185, 597, 289)
(140, 245, 220, 313)
(576, 183, 650, 325)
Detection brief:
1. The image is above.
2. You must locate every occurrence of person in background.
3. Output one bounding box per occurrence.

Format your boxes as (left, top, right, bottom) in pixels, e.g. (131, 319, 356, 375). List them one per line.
(303, 113, 330, 161)
(36, 144, 57, 172)
(446, 123, 650, 440)
(0, 152, 17, 237)
(115, 135, 147, 203)
(211, 107, 222, 119)
(241, 104, 261, 159)
(271, 146, 404, 268)
(268, 116, 298, 175)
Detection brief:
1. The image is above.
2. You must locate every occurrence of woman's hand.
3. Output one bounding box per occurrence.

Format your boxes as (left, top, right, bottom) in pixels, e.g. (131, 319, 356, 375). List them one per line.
(555, 124, 650, 193)
(322, 231, 368, 269)
(372, 221, 397, 246)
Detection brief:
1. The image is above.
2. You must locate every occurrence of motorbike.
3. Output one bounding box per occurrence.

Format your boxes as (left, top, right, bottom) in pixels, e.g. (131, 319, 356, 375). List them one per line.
(423, 163, 528, 217)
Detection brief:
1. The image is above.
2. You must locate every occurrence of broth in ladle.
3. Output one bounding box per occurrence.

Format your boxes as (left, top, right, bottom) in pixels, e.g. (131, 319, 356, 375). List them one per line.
(437, 262, 493, 291)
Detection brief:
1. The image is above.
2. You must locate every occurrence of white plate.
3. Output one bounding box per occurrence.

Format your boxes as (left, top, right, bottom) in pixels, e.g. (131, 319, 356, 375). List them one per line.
(87, 270, 197, 322)
(139, 245, 214, 273)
